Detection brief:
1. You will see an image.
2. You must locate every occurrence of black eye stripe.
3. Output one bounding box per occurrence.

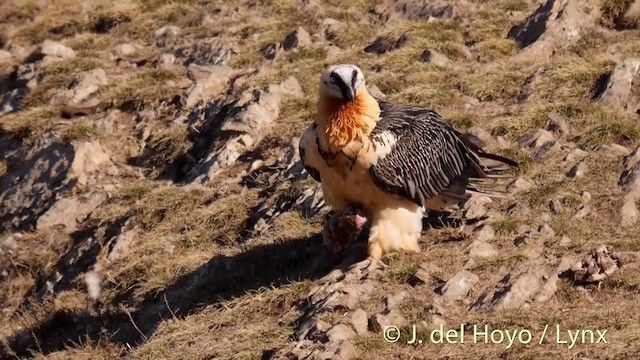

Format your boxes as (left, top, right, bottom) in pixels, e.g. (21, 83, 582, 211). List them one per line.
(329, 70, 351, 100)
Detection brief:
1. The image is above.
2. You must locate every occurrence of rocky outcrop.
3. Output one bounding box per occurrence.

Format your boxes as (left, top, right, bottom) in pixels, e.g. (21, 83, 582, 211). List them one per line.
(509, 0, 601, 60)
(619, 146, 640, 226)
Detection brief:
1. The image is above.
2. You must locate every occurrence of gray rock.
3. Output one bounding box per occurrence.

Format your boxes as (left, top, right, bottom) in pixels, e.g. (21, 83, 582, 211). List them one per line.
(474, 225, 495, 242)
(370, 310, 407, 332)
(41, 40, 75, 59)
(420, 49, 452, 67)
(597, 58, 640, 114)
(549, 198, 564, 214)
(0, 50, 12, 62)
(410, 262, 432, 285)
(621, 191, 640, 227)
(70, 141, 119, 187)
(567, 161, 588, 178)
(563, 148, 587, 164)
(158, 53, 176, 68)
(384, 291, 408, 310)
(320, 18, 345, 41)
(559, 235, 572, 247)
(70, 68, 108, 104)
(546, 111, 570, 135)
(367, 84, 386, 99)
(509, 177, 535, 193)
(467, 127, 493, 146)
(516, 129, 557, 160)
(345, 309, 368, 335)
(36, 194, 105, 233)
(155, 25, 180, 38)
(573, 204, 590, 219)
(463, 195, 492, 219)
(364, 34, 408, 54)
(598, 143, 630, 157)
(471, 256, 574, 311)
(185, 64, 233, 108)
(112, 43, 140, 57)
(259, 42, 280, 60)
(468, 240, 498, 259)
(326, 324, 355, 343)
(570, 245, 620, 282)
(440, 270, 479, 300)
(283, 27, 312, 50)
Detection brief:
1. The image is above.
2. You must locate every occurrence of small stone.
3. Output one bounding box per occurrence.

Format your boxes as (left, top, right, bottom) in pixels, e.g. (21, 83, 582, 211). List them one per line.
(549, 199, 564, 214)
(260, 42, 279, 60)
(364, 34, 408, 54)
(320, 18, 345, 41)
(385, 291, 408, 310)
(270, 76, 303, 99)
(463, 195, 492, 219)
(420, 49, 452, 67)
(509, 177, 535, 193)
(158, 53, 176, 68)
(496, 136, 512, 149)
(410, 262, 431, 285)
(563, 148, 587, 164)
(71, 68, 108, 104)
(573, 205, 591, 219)
(598, 143, 630, 157)
(155, 25, 180, 38)
(465, 127, 493, 149)
(326, 324, 355, 343)
(517, 129, 555, 150)
(370, 310, 407, 332)
(537, 223, 555, 239)
(439, 270, 479, 300)
(468, 240, 498, 259)
(597, 58, 640, 114)
(559, 236, 572, 247)
(516, 129, 557, 160)
(325, 45, 342, 60)
(540, 212, 551, 222)
(346, 309, 369, 335)
(474, 225, 495, 242)
(367, 84, 386, 99)
(283, 27, 312, 50)
(581, 191, 592, 203)
(41, 40, 75, 59)
(567, 161, 588, 178)
(0, 50, 12, 62)
(507, 202, 530, 216)
(546, 111, 570, 135)
(112, 43, 139, 57)
(621, 191, 640, 226)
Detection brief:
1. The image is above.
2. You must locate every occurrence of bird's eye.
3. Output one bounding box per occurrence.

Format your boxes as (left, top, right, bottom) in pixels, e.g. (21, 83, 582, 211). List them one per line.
(330, 76, 336, 83)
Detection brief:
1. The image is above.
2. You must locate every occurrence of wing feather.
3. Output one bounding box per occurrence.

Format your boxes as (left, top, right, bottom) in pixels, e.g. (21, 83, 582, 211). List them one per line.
(369, 101, 517, 208)
(299, 123, 322, 182)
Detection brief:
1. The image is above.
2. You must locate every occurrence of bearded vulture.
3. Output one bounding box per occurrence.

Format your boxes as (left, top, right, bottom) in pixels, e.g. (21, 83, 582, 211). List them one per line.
(299, 64, 518, 259)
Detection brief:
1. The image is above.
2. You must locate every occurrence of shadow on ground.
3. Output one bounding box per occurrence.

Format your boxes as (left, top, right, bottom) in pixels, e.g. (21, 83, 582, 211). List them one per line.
(2, 212, 465, 358)
(3, 232, 343, 358)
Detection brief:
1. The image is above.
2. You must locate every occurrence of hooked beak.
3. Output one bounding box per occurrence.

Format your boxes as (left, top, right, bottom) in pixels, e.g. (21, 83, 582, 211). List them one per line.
(343, 87, 355, 102)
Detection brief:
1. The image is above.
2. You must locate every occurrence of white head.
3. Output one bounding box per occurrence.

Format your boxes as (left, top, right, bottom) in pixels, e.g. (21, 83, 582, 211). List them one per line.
(319, 64, 366, 102)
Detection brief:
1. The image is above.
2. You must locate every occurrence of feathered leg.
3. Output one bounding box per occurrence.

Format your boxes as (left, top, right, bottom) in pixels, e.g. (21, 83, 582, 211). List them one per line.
(367, 204, 423, 259)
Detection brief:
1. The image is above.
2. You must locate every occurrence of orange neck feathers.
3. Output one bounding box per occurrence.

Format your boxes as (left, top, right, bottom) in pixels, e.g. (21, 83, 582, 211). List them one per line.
(316, 91, 380, 149)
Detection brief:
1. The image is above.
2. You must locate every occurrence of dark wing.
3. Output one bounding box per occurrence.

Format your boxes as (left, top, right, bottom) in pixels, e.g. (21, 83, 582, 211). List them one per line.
(369, 101, 518, 208)
(299, 123, 322, 182)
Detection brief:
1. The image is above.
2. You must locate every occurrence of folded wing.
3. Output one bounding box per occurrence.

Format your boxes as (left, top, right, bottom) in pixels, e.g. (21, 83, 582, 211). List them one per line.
(369, 101, 518, 208)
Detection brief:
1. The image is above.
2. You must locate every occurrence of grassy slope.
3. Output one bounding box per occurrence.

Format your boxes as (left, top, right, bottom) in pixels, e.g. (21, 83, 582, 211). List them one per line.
(1, 0, 640, 359)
